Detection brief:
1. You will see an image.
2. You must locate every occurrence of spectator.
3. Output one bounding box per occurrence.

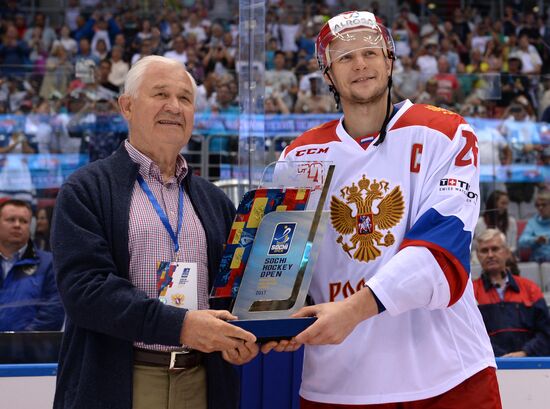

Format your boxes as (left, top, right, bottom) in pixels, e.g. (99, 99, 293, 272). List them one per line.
(184, 46, 205, 86)
(279, 12, 300, 53)
(164, 35, 188, 67)
(518, 190, 550, 262)
(294, 76, 333, 114)
(65, 0, 81, 31)
(39, 44, 73, 100)
(475, 190, 518, 255)
(71, 14, 95, 42)
(26, 98, 55, 154)
(184, 11, 207, 43)
(136, 19, 153, 43)
(23, 12, 57, 52)
(295, 24, 316, 60)
(484, 39, 505, 73)
(451, 8, 471, 46)
(52, 25, 78, 58)
(203, 41, 235, 77)
(34, 206, 53, 251)
(392, 16, 414, 58)
(0, 199, 64, 331)
(95, 59, 119, 100)
(108, 45, 129, 88)
(131, 39, 153, 65)
(416, 78, 440, 105)
(265, 93, 290, 114)
(419, 13, 443, 47)
(512, 33, 542, 76)
(92, 38, 109, 61)
(195, 71, 218, 112)
(502, 5, 519, 36)
(0, 25, 31, 77)
(470, 20, 492, 55)
(75, 38, 99, 66)
(415, 41, 438, 81)
(91, 18, 112, 57)
(473, 229, 550, 357)
(265, 50, 298, 110)
(207, 23, 225, 49)
(499, 56, 530, 107)
(432, 55, 460, 105)
(439, 37, 460, 73)
(392, 55, 422, 101)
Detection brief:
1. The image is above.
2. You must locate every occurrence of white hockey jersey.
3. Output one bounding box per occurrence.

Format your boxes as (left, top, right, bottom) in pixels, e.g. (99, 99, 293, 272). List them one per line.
(280, 100, 496, 404)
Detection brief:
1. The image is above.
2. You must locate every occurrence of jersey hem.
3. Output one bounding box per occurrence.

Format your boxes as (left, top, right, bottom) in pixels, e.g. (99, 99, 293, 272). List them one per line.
(299, 360, 496, 405)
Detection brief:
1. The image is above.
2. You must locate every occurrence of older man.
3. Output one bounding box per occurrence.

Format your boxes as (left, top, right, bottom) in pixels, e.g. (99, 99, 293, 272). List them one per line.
(474, 229, 550, 357)
(51, 56, 257, 409)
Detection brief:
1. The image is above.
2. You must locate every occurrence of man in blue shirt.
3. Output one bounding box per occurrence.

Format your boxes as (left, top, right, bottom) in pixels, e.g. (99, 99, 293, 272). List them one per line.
(0, 199, 64, 331)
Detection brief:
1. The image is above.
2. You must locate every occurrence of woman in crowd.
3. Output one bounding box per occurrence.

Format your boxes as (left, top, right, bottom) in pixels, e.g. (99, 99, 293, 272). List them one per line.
(475, 190, 518, 254)
(34, 206, 54, 251)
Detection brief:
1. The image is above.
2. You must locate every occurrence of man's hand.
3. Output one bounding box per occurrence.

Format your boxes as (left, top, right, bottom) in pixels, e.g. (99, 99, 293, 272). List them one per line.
(261, 338, 302, 354)
(180, 310, 256, 353)
(292, 286, 379, 345)
(222, 340, 260, 365)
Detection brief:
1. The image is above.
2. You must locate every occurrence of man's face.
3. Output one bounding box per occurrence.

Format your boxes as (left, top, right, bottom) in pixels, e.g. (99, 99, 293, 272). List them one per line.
(119, 62, 195, 152)
(477, 236, 509, 275)
(0, 205, 32, 250)
(535, 197, 550, 219)
(326, 35, 391, 105)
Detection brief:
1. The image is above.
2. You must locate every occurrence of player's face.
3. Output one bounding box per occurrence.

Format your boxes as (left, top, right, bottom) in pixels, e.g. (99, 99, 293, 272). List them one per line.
(476, 237, 509, 275)
(325, 35, 391, 106)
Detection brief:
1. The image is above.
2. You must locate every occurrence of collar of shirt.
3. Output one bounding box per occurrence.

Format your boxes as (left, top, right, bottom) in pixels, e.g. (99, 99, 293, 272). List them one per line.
(1, 243, 28, 278)
(124, 140, 188, 185)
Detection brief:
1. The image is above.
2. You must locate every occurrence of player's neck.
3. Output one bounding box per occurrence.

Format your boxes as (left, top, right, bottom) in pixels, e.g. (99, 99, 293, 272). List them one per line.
(341, 100, 388, 139)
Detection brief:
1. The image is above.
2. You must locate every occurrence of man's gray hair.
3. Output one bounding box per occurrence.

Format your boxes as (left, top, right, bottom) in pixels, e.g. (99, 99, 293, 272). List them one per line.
(476, 228, 507, 247)
(122, 55, 197, 102)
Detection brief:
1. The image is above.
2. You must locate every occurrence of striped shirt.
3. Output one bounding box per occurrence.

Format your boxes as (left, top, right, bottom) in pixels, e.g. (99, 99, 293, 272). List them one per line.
(125, 141, 208, 351)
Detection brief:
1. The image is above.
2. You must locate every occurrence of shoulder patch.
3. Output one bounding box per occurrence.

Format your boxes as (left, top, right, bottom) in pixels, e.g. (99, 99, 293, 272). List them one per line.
(391, 104, 466, 140)
(284, 120, 340, 156)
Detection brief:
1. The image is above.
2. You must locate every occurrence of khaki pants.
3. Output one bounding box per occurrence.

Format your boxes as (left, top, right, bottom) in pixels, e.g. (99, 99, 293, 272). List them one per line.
(132, 363, 207, 409)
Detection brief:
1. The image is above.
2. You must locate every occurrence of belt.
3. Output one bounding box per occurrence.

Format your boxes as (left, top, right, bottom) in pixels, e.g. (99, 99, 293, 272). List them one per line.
(133, 348, 203, 370)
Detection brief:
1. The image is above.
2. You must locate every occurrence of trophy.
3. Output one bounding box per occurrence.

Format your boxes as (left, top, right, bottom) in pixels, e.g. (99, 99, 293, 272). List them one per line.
(210, 161, 334, 341)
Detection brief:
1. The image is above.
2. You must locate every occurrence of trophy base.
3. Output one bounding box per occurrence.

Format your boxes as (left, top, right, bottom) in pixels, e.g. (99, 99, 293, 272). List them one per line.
(230, 317, 317, 342)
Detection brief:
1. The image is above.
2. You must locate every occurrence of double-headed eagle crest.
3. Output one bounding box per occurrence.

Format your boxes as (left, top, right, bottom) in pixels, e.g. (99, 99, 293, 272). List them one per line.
(330, 175, 405, 262)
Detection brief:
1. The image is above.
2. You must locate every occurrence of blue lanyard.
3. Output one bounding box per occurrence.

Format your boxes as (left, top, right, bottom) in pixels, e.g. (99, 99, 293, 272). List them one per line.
(137, 174, 184, 254)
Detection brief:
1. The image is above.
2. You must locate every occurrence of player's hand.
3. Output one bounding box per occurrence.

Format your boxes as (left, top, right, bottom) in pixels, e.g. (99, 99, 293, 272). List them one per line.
(180, 310, 256, 353)
(292, 287, 379, 345)
(261, 339, 302, 354)
(222, 340, 260, 365)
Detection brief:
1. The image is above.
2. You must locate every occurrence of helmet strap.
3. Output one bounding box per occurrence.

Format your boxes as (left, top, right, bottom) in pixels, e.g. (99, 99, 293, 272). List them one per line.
(325, 70, 341, 111)
(373, 60, 394, 147)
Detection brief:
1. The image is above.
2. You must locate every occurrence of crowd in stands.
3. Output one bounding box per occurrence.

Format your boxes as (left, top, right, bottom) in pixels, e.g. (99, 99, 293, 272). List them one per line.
(1, 1, 550, 359)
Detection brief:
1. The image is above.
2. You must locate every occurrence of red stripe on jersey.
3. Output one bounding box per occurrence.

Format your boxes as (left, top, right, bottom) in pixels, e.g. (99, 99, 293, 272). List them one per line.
(400, 238, 469, 306)
(284, 120, 340, 157)
(391, 104, 466, 140)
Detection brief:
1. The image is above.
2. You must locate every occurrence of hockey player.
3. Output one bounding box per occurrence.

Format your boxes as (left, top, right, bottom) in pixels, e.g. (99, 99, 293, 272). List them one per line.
(262, 10, 502, 409)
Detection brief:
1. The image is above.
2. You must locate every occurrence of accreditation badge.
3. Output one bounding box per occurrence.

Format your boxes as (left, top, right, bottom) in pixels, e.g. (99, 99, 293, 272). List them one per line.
(156, 262, 198, 310)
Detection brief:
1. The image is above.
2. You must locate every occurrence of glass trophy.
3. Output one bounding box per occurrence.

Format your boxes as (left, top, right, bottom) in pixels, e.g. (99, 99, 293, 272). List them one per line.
(210, 161, 334, 341)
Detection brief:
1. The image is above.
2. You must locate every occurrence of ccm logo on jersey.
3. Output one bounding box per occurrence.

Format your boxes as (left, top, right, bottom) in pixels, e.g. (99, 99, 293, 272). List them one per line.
(439, 178, 479, 202)
(329, 278, 366, 302)
(295, 147, 329, 157)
